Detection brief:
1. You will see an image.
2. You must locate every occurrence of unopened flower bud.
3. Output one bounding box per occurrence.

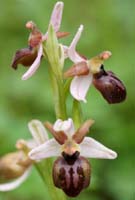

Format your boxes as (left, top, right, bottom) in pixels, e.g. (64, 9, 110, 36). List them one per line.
(93, 65, 126, 103)
(0, 151, 32, 180)
(53, 156, 91, 197)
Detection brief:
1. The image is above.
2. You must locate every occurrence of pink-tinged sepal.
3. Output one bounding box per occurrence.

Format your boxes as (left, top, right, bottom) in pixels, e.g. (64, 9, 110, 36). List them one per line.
(93, 67, 127, 103)
(68, 25, 85, 63)
(53, 156, 91, 197)
(49, 1, 64, 33)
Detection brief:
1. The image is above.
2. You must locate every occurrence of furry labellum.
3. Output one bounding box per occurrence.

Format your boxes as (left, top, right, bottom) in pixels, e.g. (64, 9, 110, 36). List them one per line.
(53, 153, 91, 197)
(93, 66, 126, 104)
(11, 47, 37, 69)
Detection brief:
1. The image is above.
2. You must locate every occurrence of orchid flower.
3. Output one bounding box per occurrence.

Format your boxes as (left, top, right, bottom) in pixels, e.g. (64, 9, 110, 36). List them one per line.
(29, 118, 117, 162)
(11, 2, 69, 80)
(29, 118, 117, 197)
(0, 120, 48, 191)
(64, 25, 126, 103)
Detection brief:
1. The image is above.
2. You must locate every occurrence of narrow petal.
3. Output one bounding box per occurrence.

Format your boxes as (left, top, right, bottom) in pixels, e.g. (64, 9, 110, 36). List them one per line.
(0, 167, 31, 191)
(53, 118, 75, 137)
(28, 120, 48, 145)
(80, 137, 117, 159)
(70, 74, 93, 103)
(49, 2, 64, 32)
(56, 31, 70, 39)
(45, 121, 67, 145)
(73, 119, 94, 143)
(29, 139, 61, 160)
(21, 44, 43, 80)
(64, 61, 89, 78)
(68, 25, 84, 63)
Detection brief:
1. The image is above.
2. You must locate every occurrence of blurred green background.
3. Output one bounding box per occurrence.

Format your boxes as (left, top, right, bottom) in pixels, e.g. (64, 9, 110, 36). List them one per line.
(0, 0, 134, 199)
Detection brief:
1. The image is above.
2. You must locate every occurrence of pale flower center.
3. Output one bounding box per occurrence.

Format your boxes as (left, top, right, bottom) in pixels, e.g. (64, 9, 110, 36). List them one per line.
(61, 139, 80, 155)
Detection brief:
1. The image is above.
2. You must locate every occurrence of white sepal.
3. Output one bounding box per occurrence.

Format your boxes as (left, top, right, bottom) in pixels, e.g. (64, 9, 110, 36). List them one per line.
(28, 120, 48, 145)
(29, 138, 61, 160)
(80, 137, 117, 159)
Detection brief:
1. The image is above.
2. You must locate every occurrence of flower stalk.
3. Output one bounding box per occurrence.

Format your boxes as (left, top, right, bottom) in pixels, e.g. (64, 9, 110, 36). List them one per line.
(72, 99, 83, 129)
(35, 159, 66, 200)
(45, 25, 67, 120)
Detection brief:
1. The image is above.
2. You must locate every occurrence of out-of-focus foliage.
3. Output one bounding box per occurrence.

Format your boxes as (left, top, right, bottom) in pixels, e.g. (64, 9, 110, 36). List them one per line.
(0, 0, 134, 199)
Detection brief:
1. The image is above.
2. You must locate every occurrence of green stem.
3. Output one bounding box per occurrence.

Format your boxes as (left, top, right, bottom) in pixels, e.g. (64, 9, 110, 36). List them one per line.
(44, 25, 67, 120)
(35, 159, 67, 200)
(49, 68, 67, 120)
(72, 99, 83, 129)
(64, 78, 72, 99)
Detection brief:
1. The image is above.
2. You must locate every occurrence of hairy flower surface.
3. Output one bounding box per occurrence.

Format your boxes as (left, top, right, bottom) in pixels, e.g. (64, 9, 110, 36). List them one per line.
(11, 2, 69, 80)
(0, 120, 48, 191)
(64, 25, 126, 103)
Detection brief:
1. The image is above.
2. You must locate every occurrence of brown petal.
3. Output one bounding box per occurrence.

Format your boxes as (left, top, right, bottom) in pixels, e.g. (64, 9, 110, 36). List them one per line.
(44, 122, 68, 145)
(11, 47, 37, 70)
(93, 68, 127, 104)
(53, 156, 91, 197)
(73, 119, 94, 144)
(56, 31, 70, 39)
(64, 61, 89, 78)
